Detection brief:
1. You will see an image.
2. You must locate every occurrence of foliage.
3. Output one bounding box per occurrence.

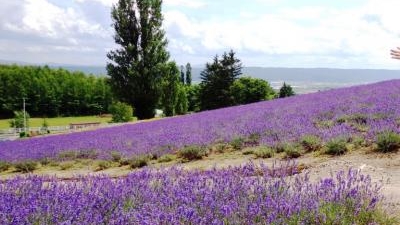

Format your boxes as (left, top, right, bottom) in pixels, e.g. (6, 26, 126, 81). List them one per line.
(157, 154, 176, 163)
(284, 145, 302, 159)
(0, 164, 393, 224)
(230, 137, 245, 151)
(186, 84, 201, 112)
(39, 157, 52, 166)
(175, 84, 188, 115)
(279, 82, 295, 98)
(107, 0, 169, 119)
(14, 160, 38, 173)
(199, 50, 242, 110)
(160, 62, 180, 117)
(300, 135, 322, 152)
(59, 162, 74, 170)
(9, 111, 29, 129)
(230, 76, 275, 105)
(180, 65, 185, 84)
(185, 63, 192, 85)
(129, 156, 149, 169)
(178, 146, 208, 161)
(109, 102, 133, 123)
(253, 146, 275, 158)
(110, 151, 122, 162)
(77, 150, 99, 159)
(376, 131, 400, 153)
(325, 138, 348, 155)
(96, 160, 113, 171)
(58, 150, 98, 160)
(0, 161, 11, 172)
(0, 65, 112, 118)
(212, 143, 232, 153)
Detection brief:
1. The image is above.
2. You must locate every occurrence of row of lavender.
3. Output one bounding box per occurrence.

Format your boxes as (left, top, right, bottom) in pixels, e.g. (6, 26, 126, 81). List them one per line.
(1, 80, 399, 162)
(0, 163, 389, 224)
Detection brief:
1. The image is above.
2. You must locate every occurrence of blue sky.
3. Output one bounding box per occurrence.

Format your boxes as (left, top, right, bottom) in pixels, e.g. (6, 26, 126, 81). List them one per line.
(0, 0, 399, 69)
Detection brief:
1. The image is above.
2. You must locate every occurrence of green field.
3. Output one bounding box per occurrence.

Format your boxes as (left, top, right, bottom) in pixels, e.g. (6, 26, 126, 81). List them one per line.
(0, 116, 113, 129)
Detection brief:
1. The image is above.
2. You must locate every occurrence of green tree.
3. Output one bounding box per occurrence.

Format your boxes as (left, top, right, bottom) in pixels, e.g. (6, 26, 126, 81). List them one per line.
(109, 102, 133, 123)
(186, 84, 200, 112)
(175, 85, 188, 115)
(107, 0, 169, 119)
(0, 64, 112, 118)
(230, 76, 275, 105)
(180, 65, 185, 84)
(279, 82, 295, 98)
(185, 63, 192, 85)
(160, 62, 180, 117)
(199, 50, 242, 110)
(9, 111, 29, 129)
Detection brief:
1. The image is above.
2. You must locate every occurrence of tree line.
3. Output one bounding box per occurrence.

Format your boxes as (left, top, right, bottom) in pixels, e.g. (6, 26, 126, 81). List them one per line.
(0, 65, 113, 118)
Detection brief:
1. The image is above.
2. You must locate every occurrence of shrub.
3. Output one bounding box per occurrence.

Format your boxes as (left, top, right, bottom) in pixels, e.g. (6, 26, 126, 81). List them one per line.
(212, 143, 231, 153)
(77, 150, 98, 159)
(178, 146, 208, 161)
(230, 138, 245, 151)
(39, 157, 52, 166)
(253, 146, 275, 158)
(58, 151, 78, 160)
(14, 161, 38, 173)
(274, 142, 292, 153)
(0, 161, 11, 172)
(129, 156, 149, 169)
(242, 148, 255, 155)
(96, 160, 112, 171)
(301, 135, 322, 152)
(119, 158, 131, 167)
(350, 136, 366, 148)
(157, 154, 176, 163)
(325, 138, 348, 155)
(19, 132, 29, 138)
(110, 151, 122, 162)
(9, 111, 30, 129)
(284, 145, 302, 159)
(245, 133, 261, 146)
(376, 131, 400, 153)
(109, 102, 133, 123)
(59, 162, 74, 170)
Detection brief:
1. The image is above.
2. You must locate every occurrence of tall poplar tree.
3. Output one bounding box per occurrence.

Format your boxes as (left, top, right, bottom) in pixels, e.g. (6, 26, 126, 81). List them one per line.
(185, 63, 192, 86)
(107, 0, 169, 119)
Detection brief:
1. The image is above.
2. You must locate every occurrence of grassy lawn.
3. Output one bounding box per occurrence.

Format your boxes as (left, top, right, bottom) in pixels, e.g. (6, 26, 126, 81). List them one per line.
(0, 116, 112, 129)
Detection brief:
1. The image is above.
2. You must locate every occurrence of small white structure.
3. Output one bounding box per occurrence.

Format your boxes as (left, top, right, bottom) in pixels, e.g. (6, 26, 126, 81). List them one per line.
(155, 109, 164, 118)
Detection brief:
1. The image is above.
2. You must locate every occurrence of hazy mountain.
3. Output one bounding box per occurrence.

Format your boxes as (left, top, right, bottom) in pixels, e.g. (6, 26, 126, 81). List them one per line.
(2, 60, 400, 94)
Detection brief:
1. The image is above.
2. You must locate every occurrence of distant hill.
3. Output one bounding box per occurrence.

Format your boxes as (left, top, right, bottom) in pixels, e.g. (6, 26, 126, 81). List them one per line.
(2, 60, 400, 93)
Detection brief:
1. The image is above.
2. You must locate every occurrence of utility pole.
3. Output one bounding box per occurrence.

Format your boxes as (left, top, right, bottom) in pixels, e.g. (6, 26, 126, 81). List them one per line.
(23, 97, 26, 133)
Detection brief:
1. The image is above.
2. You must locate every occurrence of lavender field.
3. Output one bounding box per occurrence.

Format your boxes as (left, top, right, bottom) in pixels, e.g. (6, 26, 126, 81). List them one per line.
(1, 80, 400, 162)
(0, 163, 391, 224)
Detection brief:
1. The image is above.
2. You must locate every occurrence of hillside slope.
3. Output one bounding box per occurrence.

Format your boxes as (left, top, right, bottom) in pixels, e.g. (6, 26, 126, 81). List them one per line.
(0, 79, 399, 162)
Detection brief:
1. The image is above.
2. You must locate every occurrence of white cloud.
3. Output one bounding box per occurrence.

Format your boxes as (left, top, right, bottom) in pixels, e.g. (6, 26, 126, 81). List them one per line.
(164, 0, 206, 8)
(4, 0, 109, 39)
(75, 0, 206, 8)
(163, 0, 400, 68)
(75, 0, 116, 7)
(1, 0, 400, 68)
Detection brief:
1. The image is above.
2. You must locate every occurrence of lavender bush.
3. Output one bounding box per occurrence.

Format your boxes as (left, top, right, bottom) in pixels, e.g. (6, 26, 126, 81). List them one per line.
(0, 163, 391, 225)
(1, 80, 399, 162)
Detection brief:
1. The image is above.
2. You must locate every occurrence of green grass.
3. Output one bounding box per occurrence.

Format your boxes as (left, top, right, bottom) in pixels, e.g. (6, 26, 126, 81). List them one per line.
(0, 116, 113, 129)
